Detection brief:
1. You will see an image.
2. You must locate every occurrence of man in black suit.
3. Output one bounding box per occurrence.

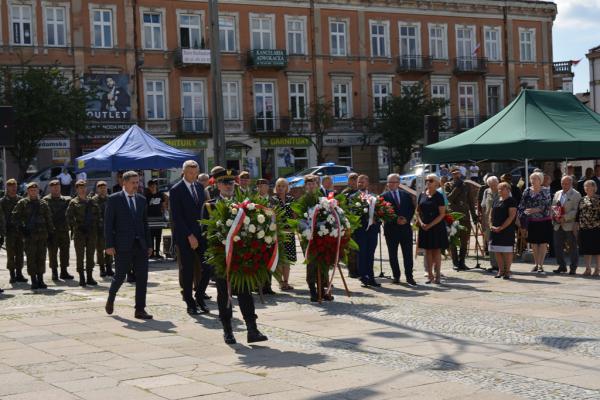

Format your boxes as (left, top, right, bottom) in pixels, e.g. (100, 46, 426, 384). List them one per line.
(104, 171, 153, 319)
(202, 169, 267, 344)
(381, 173, 417, 286)
(352, 174, 381, 288)
(169, 160, 209, 315)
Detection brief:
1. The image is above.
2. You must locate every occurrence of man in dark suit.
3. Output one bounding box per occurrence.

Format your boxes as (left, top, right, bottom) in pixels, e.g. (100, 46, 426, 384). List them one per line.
(202, 169, 267, 344)
(169, 160, 209, 315)
(352, 174, 381, 288)
(104, 170, 153, 319)
(381, 173, 416, 286)
(320, 175, 336, 197)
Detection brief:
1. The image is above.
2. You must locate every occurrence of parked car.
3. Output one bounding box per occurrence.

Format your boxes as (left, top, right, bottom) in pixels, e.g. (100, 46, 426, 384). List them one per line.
(20, 166, 112, 196)
(399, 164, 440, 189)
(286, 163, 354, 188)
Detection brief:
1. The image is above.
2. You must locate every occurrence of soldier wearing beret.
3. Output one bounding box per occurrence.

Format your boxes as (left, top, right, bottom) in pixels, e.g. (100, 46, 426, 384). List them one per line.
(236, 171, 252, 198)
(43, 180, 74, 281)
(92, 181, 113, 277)
(1, 179, 27, 284)
(67, 180, 101, 286)
(12, 182, 54, 290)
(207, 165, 225, 199)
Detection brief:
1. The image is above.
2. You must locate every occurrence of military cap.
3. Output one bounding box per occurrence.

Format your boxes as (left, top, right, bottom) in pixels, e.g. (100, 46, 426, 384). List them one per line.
(26, 182, 38, 189)
(304, 175, 319, 183)
(147, 179, 158, 185)
(6, 178, 17, 186)
(239, 171, 250, 179)
(96, 180, 107, 187)
(49, 179, 60, 186)
(213, 169, 238, 182)
(75, 180, 86, 187)
(450, 166, 462, 173)
(210, 165, 226, 177)
(256, 178, 269, 185)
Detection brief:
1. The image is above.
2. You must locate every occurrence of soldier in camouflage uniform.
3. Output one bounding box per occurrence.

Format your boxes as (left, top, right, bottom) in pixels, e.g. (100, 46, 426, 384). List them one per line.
(44, 180, 74, 281)
(66, 180, 100, 287)
(1, 179, 27, 284)
(92, 181, 113, 277)
(12, 182, 54, 290)
(0, 199, 4, 293)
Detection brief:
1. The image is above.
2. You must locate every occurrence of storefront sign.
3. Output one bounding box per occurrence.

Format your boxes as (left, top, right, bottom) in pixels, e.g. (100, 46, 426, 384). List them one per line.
(162, 138, 208, 149)
(324, 135, 365, 146)
(52, 148, 70, 164)
(83, 74, 131, 121)
(39, 139, 70, 149)
(248, 49, 288, 67)
(260, 137, 311, 147)
(181, 49, 211, 64)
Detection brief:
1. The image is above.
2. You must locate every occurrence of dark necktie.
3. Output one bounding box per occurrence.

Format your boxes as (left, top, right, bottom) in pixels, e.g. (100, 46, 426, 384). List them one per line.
(128, 196, 136, 217)
(191, 184, 199, 205)
(393, 190, 400, 206)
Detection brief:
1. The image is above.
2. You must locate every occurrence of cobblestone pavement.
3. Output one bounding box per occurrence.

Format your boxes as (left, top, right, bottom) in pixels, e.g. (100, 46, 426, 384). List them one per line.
(1, 242, 600, 400)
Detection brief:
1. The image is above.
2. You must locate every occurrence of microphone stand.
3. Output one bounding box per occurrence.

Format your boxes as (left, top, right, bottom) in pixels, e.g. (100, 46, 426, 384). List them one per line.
(378, 229, 392, 279)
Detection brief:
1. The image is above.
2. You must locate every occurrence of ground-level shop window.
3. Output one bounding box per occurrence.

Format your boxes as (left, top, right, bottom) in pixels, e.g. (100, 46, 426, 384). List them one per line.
(338, 146, 352, 167)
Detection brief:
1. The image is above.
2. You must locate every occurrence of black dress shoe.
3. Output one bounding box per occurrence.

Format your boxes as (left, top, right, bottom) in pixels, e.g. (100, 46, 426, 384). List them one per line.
(553, 266, 567, 274)
(406, 278, 418, 287)
(569, 267, 577, 275)
(456, 265, 470, 271)
(105, 299, 114, 315)
(368, 279, 381, 287)
(262, 287, 276, 295)
(187, 306, 201, 315)
(15, 270, 28, 283)
(392, 278, 401, 284)
(360, 278, 370, 288)
(195, 298, 210, 313)
(224, 331, 237, 344)
(134, 310, 153, 320)
(202, 294, 212, 300)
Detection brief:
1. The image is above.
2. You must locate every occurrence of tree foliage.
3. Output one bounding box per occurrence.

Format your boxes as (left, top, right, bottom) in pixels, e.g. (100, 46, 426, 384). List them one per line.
(1, 65, 88, 179)
(375, 83, 448, 172)
(290, 97, 334, 165)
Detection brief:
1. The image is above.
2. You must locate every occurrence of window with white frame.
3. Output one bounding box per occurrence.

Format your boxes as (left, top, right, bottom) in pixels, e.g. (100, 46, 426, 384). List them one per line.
(429, 24, 447, 59)
(142, 12, 163, 49)
(458, 83, 477, 129)
(45, 6, 66, 46)
(179, 14, 202, 49)
(519, 28, 535, 62)
(486, 83, 503, 116)
(520, 78, 538, 90)
(431, 82, 450, 120)
(372, 80, 391, 116)
(456, 25, 477, 69)
(370, 20, 389, 57)
(338, 146, 352, 167)
(219, 16, 236, 52)
(286, 17, 306, 55)
(289, 81, 307, 120)
(254, 82, 276, 131)
(145, 80, 166, 120)
(11, 4, 33, 45)
(399, 23, 421, 68)
(330, 20, 347, 56)
(181, 81, 206, 132)
(222, 81, 240, 120)
(251, 15, 273, 50)
(484, 27, 501, 61)
(333, 81, 351, 119)
(92, 9, 113, 48)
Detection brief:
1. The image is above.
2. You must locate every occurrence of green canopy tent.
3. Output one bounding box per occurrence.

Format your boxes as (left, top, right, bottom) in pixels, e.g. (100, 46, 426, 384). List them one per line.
(422, 89, 600, 164)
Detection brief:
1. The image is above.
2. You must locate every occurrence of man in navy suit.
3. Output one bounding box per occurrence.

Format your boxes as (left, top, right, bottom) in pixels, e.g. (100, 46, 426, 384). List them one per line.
(169, 160, 209, 315)
(352, 174, 381, 287)
(381, 173, 417, 286)
(104, 171, 153, 319)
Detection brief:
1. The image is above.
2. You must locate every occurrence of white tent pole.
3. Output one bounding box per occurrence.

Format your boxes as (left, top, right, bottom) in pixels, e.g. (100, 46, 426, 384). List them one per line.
(525, 158, 529, 189)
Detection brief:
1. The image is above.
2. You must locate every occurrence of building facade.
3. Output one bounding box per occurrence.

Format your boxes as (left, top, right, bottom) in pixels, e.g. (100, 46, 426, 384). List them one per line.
(0, 0, 559, 181)
(588, 45, 600, 114)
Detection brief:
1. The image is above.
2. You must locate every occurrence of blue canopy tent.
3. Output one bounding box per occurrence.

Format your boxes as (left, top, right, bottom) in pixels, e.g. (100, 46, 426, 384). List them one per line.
(76, 125, 197, 171)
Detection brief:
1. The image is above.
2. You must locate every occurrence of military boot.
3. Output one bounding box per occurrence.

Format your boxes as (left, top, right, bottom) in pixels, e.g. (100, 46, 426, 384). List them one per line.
(99, 265, 107, 277)
(51, 268, 59, 281)
(9, 270, 16, 284)
(222, 319, 236, 344)
(30, 275, 39, 290)
(308, 283, 319, 302)
(37, 274, 48, 289)
(246, 319, 268, 343)
(59, 267, 74, 280)
(15, 270, 28, 283)
(78, 271, 86, 287)
(86, 270, 98, 286)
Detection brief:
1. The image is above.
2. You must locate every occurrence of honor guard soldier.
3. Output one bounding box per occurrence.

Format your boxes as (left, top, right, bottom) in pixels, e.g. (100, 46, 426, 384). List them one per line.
(0, 201, 4, 292)
(202, 169, 268, 344)
(67, 180, 101, 286)
(92, 181, 114, 277)
(1, 179, 27, 283)
(207, 166, 225, 199)
(44, 180, 74, 281)
(12, 182, 54, 290)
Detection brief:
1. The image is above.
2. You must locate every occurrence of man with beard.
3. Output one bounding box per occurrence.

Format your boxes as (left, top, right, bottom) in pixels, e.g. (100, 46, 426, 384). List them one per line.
(352, 175, 381, 287)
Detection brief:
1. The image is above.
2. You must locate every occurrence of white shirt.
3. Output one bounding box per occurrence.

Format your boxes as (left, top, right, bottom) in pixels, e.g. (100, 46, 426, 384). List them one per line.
(469, 165, 480, 178)
(76, 172, 87, 181)
(183, 178, 198, 200)
(123, 190, 136, 212)
(57, 172, 72, 185)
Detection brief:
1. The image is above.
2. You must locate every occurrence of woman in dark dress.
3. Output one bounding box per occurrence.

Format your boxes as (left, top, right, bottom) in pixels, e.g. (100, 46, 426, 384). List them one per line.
(271, 178, 296, 290)
(490, 182, 517, 279)
(576, 180, 600, 276)
(417, 174, 448, 284)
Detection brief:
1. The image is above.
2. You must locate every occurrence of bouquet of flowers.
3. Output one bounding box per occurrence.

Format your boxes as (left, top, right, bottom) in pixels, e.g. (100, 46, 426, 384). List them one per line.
(201, 196, 289, 293)
(375, 197, 397, 223)
(552, 204, 565, 223)
(349, 193, 396, 226)
(444, 211, 466, 247)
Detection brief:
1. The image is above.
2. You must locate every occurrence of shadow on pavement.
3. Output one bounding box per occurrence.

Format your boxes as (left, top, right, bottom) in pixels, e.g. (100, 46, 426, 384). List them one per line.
(235, 345, 331, 368)
(112, 315, 177, 333)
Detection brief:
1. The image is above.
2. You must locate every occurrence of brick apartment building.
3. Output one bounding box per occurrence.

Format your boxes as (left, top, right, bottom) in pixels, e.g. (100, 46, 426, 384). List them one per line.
(0, 0, 563, 182)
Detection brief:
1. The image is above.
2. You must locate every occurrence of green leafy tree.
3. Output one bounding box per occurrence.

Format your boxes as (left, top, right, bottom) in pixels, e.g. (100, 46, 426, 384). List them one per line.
(376, 82, 448, 172)
(1, 65, 88, 179)
(290, 97, 334, 165)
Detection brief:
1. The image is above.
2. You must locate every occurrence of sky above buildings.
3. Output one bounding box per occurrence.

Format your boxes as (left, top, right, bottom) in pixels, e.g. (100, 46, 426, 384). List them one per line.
(553, 0, 600, 93)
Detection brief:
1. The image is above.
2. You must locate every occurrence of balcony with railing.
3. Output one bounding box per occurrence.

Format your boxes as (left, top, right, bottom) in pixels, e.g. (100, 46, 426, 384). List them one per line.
(247, 49, 288, 69)
(397, 55, 433, 73)
(453, 57, 488, 74)
(553, 61, 574, 75)
(454, 115, 488, 132)
(178, 117, 209, 134)
(250, 115, 290, 134)
(175, 48, 211, 67)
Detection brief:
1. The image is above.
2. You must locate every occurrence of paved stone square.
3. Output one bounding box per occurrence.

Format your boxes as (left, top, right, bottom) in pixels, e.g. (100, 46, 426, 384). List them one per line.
(1, 241, 600, 400)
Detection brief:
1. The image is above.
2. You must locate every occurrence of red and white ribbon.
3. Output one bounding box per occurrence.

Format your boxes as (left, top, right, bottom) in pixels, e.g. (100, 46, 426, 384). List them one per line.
(362, 192, 377, 230)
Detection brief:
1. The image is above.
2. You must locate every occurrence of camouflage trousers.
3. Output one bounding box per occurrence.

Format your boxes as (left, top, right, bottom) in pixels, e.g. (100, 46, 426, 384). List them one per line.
(74, 233, 96, 272)
(96, 233, 112, 268)
(48, 230, 70, 269)
(24, 236, 47, 276)
(6, 232, 24, 271)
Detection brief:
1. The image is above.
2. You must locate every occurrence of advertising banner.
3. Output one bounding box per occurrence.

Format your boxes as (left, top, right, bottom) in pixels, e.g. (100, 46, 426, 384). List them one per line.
(83, 74, 131, 121)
